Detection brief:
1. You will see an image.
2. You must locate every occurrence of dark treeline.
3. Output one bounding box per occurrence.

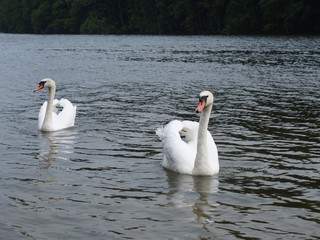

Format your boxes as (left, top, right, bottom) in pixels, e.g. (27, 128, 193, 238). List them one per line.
(0, 0, 319, 35)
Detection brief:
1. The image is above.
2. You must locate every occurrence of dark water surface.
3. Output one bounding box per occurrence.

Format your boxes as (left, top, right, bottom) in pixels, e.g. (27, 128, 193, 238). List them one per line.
(0, 34, 319, 239)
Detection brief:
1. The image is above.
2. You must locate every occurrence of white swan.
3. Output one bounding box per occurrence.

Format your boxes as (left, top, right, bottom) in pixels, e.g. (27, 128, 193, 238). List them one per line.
(34, 78, 77, 132)
(156, 91, 219, 176)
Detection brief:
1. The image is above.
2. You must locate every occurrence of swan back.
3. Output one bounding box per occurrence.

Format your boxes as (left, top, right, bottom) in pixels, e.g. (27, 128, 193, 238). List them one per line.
(48, 98, 76, 131)
(157, 120, 197, 174)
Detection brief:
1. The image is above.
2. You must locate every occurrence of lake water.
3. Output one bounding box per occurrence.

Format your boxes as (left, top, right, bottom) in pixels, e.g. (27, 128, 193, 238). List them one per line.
(0, 34, 319, 239)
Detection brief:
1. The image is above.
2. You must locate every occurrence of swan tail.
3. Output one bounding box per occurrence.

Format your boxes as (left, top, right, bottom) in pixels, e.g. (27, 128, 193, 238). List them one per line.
(156, 126, 165, 141)
(156, 120, 184, 141)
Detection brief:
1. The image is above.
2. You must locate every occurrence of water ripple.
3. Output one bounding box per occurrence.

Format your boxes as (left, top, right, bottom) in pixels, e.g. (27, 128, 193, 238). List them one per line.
(0, 34, 319, 239)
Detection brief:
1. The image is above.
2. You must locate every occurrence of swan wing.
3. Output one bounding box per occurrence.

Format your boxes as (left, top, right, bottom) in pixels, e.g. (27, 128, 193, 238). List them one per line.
(53, 98, 77, 130)
(180, 120, 218, 164)
(38, 101, 47, 129)
(156, 120, 197, 174)
(180, 120, 199, 142)
(52, 99, 59, 113)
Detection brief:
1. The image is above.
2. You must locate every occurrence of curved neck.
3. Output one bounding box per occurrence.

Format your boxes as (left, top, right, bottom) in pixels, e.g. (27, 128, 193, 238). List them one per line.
(42, 85, 56, 130)
(193, 104, 212, 173)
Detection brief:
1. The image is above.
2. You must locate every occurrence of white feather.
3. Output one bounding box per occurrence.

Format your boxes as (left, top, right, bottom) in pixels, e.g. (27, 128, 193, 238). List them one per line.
(156, 91, 219, 176)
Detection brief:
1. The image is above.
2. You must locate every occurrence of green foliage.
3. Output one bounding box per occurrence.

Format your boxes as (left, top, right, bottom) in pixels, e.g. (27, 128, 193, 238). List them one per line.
(224, 0, 263, 34)
(260, 0, 320, 34)
(0, 0, 319, 35)
(31, 1, 52, 33)
(80, 14, 112, 34)
(0, 0, 35, 33)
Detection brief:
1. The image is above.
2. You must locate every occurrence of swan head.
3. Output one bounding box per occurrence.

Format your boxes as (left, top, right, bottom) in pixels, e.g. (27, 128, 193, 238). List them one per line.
(34, 78, 56, 92)
(196, 90, 214, 113)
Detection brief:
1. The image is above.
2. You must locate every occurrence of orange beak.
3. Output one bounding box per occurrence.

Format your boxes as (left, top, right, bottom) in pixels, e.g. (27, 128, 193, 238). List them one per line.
(34, 85, 44, 92)
(195, 99, 206, 113)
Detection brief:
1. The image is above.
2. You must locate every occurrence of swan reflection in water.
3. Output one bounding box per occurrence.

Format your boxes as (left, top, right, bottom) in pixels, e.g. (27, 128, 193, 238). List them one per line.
(37, 128, 77, 169)
(165, 171, 219, 226)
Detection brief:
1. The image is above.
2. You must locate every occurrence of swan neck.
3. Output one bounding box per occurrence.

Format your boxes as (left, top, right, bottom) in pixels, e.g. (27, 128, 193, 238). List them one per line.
(48, 85, 55, 102)
(43, 85, 56, 129)
(193, 104, 212, 173)
(197, 104, 211, 147)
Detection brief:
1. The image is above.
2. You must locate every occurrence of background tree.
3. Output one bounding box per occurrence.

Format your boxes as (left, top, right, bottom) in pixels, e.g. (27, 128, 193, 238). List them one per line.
(260, 0, 320, 34)
(224, 0, 263, 34)
(0, 0, 319, 35)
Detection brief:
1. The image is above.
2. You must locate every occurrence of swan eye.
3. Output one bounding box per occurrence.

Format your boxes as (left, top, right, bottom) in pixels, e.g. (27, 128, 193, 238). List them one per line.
(38, 81, 46, 86)
(199, 95, 208, 103)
